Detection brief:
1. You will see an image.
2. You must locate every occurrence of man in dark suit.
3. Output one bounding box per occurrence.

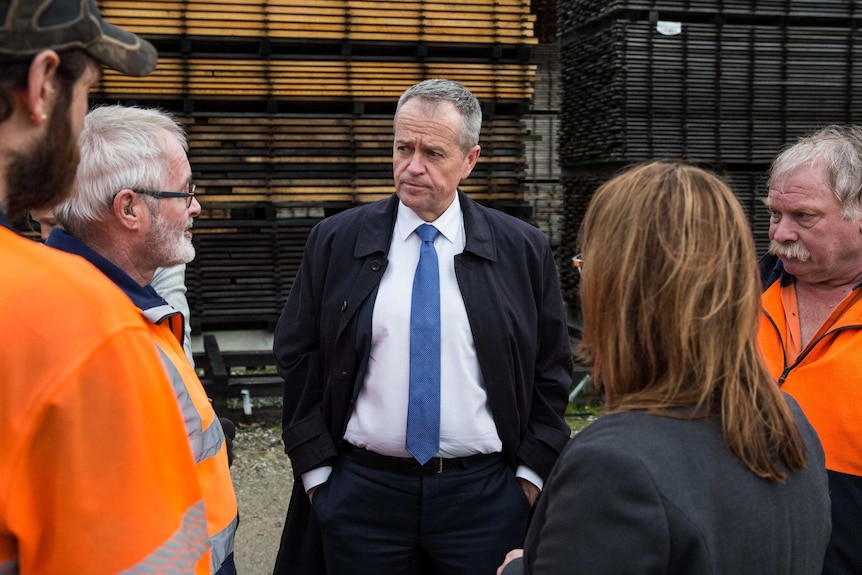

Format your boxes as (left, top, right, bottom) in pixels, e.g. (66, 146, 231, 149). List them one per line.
(272, 79, 572, 575)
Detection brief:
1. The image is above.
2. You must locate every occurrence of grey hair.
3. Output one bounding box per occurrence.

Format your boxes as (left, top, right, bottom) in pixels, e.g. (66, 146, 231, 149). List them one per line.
(55, 105, 187, 237)
(394, 79, 482, 153)
(768, 125, 862, 219)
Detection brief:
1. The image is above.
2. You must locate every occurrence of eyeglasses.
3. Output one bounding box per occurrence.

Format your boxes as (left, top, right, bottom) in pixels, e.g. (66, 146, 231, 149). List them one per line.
(571, 254, 583, 276)
(129, 183, 196, 208)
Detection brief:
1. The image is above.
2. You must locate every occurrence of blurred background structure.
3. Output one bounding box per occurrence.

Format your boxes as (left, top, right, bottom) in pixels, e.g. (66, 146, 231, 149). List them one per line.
(89, 0, 557, 333)
(18, 0, 862, 345)
(556, 0, 862, 312)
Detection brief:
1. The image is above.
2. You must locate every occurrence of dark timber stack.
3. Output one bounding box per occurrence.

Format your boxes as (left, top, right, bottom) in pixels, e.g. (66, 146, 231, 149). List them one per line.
(91, 0, 543, 332)
(557, 0, 862, 311)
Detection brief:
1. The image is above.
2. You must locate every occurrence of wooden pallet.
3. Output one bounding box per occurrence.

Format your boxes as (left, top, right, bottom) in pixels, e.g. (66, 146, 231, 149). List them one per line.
(100, 0, 537, 44)
(173, 114, 527, 206)
(99, 60, 537, 101)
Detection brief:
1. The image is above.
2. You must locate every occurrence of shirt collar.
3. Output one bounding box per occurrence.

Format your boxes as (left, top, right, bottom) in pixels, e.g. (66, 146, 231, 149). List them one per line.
(44, 228, 179, 317)
(395, 194, 461, 244)
(773, 256, 862, 291)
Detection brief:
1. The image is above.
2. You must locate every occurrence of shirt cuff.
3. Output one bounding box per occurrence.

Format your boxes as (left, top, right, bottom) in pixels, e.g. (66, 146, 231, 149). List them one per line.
(301, 466, 333, 493)
(516, 465, 543, 491)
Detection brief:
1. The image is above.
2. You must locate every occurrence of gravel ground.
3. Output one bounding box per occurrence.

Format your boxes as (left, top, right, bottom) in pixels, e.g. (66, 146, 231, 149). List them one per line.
(229, 414, 293, 575)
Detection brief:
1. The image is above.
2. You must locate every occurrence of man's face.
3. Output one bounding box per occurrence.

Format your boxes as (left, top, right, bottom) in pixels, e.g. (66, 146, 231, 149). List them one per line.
(144, 132, 201, 268)
(5, 58, 100, 219)
(393, 98, 480, 222)
(766, 160, 862, 286)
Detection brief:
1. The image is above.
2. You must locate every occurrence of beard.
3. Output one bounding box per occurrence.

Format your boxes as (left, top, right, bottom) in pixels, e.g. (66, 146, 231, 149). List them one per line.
(148, 208, 196, 267)
(4, 91, 80, 222)
(768, 240, 811, 262)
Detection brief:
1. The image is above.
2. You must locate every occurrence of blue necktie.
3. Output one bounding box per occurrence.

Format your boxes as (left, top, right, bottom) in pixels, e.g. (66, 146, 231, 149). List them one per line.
(407, 223, 441, 465)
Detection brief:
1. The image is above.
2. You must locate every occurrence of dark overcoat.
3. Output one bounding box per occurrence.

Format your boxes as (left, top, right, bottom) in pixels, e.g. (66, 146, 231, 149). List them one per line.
(271, 191, 573, 574)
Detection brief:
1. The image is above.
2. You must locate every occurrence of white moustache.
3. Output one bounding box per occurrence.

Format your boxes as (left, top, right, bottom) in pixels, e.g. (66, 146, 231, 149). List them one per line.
(768, 240, 810, 262)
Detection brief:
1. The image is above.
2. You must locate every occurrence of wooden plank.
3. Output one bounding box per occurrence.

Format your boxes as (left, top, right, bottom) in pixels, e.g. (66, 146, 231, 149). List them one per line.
(100, 0, 538, 43)
(103, 6, 531, 23)
(104, 0, 532, 13)
(98, 59, 537, 100)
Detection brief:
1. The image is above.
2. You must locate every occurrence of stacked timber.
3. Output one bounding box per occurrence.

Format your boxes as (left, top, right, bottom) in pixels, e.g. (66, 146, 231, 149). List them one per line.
(557, 0, 862, 310)
(91, 0, 540, 331)
(186, 114, 526, 206)
(100, 0, 537, 43)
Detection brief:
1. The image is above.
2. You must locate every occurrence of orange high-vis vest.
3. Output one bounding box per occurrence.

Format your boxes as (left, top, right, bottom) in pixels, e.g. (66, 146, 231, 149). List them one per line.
(759, 278, 862, 477)
(0, 224, 210, 573)
(147, 315, 239, 572)
(43, 227, 238, 573)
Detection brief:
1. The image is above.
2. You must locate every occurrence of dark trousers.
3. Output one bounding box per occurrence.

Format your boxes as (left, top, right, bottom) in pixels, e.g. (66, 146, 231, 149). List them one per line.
(214, 552, 237, 575)
(312, 452, 530, 575)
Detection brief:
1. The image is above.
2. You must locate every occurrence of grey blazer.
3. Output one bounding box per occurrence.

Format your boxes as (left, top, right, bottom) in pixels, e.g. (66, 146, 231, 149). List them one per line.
(503, 394, 831, 575)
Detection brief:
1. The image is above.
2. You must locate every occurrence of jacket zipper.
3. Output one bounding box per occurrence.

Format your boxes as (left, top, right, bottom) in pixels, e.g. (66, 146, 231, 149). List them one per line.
(772, 321, 862, 385)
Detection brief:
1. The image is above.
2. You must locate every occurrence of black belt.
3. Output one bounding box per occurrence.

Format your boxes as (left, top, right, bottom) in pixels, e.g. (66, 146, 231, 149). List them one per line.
(341, 443, 500, 475)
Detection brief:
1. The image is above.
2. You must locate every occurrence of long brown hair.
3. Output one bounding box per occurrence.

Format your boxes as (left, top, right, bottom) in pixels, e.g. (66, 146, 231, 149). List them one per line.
(578, 160, 806, 482)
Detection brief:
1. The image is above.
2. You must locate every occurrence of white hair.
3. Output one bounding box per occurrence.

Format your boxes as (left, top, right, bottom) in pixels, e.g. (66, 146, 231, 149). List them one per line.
(55, 105, 187, 237)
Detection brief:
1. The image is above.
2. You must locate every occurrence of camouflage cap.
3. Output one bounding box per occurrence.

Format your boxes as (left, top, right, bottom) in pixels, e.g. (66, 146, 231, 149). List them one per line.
(0, 0, 157, 76)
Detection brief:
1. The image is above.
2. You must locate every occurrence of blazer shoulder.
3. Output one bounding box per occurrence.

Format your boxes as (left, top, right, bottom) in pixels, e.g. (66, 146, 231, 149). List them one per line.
(482, 204, 547, 240)
(309, 196, 394, 239)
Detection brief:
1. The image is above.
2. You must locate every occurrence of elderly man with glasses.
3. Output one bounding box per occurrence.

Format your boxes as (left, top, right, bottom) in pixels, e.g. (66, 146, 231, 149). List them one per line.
(45, 104, 240, 575)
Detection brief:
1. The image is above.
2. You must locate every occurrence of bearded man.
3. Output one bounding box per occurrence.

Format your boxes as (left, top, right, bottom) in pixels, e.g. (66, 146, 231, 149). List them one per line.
(45, 104, 240, 575)
(759, 124, 862, 575)
(0, 0, 211, 571)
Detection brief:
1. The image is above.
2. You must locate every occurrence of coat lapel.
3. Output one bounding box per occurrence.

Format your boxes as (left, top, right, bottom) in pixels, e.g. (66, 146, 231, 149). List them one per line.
(336, 194, 399, 338)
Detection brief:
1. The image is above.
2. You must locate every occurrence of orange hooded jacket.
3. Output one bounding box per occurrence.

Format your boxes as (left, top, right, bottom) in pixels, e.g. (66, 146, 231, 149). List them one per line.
(0, 223, 210, 573)
(759, 276, 862, 478)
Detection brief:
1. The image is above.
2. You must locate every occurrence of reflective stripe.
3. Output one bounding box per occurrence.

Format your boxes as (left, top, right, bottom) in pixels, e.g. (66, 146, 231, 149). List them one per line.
(142, 305, 186, 348)
(198, 418, 225, 463)
(142, 304, 179, 325)
(0, 559, 18, 575)
(210, 514, 238, 573)
(121, 500, 210, 574)
(153, 346, 236, 574)
(155, 348, 225, 465)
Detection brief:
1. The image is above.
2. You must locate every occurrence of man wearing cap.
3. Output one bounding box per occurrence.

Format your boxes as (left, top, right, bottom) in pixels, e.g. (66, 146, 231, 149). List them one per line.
(0, 1, 211, 573)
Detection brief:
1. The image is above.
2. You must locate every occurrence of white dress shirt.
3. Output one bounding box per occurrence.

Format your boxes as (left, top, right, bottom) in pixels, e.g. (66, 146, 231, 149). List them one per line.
(302, 195, 542, 492)
(343, 195, 501, 457)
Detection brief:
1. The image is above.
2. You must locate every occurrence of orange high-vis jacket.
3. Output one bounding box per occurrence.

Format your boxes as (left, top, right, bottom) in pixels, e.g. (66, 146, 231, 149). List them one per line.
(0, 223, 210, 573)
(148, 314, 239, 572)
(44, 228, 239, 573)
(759, 277, 862, 478)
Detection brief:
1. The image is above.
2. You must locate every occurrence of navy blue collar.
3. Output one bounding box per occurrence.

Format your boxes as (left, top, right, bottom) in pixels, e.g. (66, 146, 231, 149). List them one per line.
(45, 228, 179, 320)
(763, 252, 862, 291)
(775, 260, 796, 288)
(0, 210, 13, 231)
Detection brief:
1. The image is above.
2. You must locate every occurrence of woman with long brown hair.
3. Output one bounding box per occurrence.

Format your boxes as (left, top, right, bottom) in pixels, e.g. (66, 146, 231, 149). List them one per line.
(499, 161, 831, 574)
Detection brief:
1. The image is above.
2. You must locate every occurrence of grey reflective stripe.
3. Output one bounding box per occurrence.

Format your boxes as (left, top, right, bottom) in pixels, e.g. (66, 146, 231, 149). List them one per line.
(121, 500, 210, 574)
(155, 347, 224, 465)
(199, 418, 225, 463)
(143, 304, 178, 324)
(0, 559, 18, 575)
(210, 514, 238, 573)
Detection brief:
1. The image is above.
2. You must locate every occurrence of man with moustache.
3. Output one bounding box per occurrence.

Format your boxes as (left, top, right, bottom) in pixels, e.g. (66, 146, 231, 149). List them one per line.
(0, 0, 211, 572)
(46, 104, 239, 575)
(272, 79, 572, 575)
(759, 124, 862, 575)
